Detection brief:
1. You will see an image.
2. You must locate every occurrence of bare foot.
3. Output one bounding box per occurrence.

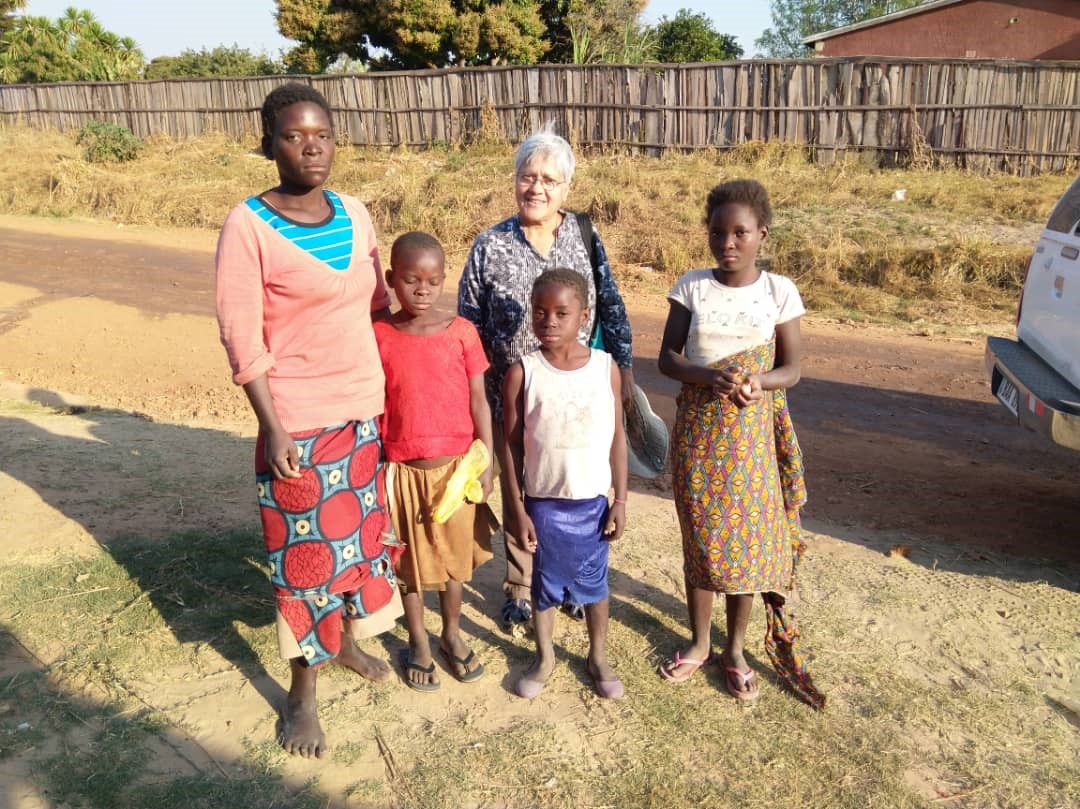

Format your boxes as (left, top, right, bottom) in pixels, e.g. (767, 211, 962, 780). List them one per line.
(515, 656, 555, 698)
(279, 693, 326, 758)
(586, 655, 618, 684)
(336, 639, 392, 683)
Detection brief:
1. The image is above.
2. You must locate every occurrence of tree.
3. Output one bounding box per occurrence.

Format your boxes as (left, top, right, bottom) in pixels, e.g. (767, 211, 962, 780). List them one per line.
(0, 0, 26, 36)
(276, 0, 548, 72)
(538, 0, 573, 61)
(562, 0, 650, 64)
(275, 0, 657, 70)
(0, 7, 144, 83)
(651, 9, 742, 63)
(755, 0, 924, 58)
(145, 45, 284, 79)
(275, 0, 366, 72)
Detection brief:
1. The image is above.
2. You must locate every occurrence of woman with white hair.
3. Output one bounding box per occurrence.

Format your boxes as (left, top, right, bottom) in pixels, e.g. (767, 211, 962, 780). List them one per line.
(458, 126, 635, 633)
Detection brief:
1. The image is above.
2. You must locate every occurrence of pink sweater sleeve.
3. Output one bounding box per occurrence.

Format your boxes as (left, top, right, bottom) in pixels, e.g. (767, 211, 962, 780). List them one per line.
(349, 197, 390, 313)
(215, 206, 275, 386)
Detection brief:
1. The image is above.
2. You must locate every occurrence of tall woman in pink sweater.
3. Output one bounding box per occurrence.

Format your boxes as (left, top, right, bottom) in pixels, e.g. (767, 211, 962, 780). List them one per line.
(216, 84, 403, 759)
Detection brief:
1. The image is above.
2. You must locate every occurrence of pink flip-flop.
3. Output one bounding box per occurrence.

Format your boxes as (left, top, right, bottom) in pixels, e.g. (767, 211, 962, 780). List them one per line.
(658, 651, 711, 684)
(724, 666, 760, 701)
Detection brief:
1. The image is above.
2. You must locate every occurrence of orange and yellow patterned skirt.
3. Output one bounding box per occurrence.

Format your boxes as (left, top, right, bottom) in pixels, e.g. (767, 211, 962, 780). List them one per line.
(672, 340, 825, 709)
(672, 341, 806, 595)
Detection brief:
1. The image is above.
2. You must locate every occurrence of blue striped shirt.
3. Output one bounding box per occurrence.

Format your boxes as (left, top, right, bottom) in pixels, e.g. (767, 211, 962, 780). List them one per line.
(244, 190, 353, 270)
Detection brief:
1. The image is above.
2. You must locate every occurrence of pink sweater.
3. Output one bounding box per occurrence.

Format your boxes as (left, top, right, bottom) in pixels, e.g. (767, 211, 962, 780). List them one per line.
(215, 192, 390, 432)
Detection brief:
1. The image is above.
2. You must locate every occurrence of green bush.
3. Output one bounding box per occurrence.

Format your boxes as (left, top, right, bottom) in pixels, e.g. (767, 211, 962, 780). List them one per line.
(76, 120, 143, 164)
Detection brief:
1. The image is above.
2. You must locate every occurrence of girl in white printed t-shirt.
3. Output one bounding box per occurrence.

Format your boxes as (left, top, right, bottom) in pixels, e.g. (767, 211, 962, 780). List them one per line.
(657, 179, 825, 710)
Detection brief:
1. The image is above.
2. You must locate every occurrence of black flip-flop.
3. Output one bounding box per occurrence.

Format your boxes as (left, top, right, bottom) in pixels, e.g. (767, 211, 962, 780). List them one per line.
(439, 647, 485, 683)
(399, 650, 440, 692)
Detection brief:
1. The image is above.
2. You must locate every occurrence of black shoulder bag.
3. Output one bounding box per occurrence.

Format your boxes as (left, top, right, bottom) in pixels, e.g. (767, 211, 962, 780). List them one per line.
(575, 211, 606, 350)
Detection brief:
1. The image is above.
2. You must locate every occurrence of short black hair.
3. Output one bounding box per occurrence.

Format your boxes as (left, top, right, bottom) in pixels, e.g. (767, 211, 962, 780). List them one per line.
(260, 83, 333, 158)
(390, 231, 445, 270)
(532, 268, 588, 308)
(705, 179, 772, 227)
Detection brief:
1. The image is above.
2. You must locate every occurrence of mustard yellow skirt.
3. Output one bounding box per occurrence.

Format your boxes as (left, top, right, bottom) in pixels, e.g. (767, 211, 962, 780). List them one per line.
(389, 457, 496, 592)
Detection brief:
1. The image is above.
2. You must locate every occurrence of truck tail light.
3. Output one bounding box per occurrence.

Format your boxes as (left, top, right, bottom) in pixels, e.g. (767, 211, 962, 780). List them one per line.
(1016, 253, 1033, 327)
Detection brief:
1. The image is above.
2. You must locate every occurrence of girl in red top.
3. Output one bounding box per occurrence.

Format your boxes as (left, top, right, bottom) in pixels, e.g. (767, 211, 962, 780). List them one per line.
(374, 232, 496, 691)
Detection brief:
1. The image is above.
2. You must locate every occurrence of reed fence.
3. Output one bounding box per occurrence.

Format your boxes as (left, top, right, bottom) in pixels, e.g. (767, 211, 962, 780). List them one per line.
(2, 57, 1079, 175)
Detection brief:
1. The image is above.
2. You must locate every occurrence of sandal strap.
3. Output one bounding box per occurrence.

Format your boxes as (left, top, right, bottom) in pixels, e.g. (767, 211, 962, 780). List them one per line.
(405, 658, 435, 675)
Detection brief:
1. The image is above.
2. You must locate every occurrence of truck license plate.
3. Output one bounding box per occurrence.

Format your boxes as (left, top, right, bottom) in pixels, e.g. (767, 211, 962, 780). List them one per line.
(996, 375, 1019, 417)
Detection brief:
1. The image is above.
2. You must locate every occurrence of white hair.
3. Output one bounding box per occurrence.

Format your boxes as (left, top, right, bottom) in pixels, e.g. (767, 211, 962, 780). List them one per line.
(514, 124, 575, 184)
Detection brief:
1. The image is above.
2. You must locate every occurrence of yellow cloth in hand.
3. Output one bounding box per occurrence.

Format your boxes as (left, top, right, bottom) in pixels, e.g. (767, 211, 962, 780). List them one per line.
(432, 440, 490, 524)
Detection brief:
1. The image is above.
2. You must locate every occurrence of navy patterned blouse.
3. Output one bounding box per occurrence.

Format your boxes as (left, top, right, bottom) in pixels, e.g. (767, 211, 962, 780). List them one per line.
(458, 211, 633, 419)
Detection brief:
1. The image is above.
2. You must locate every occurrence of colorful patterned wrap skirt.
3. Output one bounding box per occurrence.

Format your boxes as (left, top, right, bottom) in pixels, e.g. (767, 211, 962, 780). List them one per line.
(672, 340, 807, 594)
(672, 340, 825, 709)
(256, 418, 403, 667)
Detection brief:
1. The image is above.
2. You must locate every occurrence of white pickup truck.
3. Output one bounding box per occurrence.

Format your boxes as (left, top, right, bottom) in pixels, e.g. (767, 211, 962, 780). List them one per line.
(985, 175, 1080, 450)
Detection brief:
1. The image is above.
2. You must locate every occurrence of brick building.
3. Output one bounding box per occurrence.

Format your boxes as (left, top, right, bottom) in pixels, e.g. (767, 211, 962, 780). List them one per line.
(804, 0, 1080, 59)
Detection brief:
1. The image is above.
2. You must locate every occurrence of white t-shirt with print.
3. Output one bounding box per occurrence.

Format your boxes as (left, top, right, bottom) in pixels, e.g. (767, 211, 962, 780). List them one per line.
(667, 269, 805, 366)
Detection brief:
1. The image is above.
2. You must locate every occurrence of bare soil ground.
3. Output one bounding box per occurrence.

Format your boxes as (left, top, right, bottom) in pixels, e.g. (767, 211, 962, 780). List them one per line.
(3, 216, 1077, 561)
(1, 216, 1078, 808)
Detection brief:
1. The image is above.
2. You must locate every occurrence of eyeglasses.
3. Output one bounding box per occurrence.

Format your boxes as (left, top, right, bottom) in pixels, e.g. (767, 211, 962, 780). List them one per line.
(516, 173, 564, 192)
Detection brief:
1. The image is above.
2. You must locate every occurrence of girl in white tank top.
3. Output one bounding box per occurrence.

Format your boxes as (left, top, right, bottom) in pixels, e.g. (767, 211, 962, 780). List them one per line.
(520, 348, 615, 499)
(501, 268, 629, 701)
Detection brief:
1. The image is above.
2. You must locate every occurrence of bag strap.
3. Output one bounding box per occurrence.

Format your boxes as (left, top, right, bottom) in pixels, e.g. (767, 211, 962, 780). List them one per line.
(575, 211, 603, 344)
(576, 211, 597, 274)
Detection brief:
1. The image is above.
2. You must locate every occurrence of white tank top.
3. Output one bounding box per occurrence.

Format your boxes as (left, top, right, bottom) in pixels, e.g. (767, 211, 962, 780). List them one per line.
(521, 349, 615, 499)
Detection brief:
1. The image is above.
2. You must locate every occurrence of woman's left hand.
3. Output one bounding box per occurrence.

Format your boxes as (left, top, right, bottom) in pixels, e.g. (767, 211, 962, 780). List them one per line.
(620, 367, 635, 412)
(730, 374, 765, 408)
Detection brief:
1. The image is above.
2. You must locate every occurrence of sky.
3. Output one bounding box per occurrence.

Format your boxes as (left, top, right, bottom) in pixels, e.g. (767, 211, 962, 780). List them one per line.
(24, 0, 775, 61)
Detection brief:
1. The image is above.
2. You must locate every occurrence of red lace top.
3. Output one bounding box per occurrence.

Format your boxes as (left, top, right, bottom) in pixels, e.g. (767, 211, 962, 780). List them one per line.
(374, 316, 490, 462)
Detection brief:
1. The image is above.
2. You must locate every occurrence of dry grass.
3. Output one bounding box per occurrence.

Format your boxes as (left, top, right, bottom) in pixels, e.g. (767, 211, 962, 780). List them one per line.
(4, 127, 1078, 807)
(2, 124, 1073, 329)
(2, 510, 1078, 809)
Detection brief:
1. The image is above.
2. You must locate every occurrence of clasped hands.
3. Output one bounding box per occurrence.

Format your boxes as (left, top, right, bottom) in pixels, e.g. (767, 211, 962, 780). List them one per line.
(710, 365, 764, 408)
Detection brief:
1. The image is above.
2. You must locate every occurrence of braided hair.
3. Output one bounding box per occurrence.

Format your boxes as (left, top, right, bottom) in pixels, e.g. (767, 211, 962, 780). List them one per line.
(704, 179, 772, 228)
(532, 267, 589, 309)
(259, 83, 332, 158)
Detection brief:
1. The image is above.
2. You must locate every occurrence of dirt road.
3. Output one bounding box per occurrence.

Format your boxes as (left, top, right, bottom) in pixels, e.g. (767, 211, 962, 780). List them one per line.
(3, 220, 1078, 561)
(3, 217, 1080, 809)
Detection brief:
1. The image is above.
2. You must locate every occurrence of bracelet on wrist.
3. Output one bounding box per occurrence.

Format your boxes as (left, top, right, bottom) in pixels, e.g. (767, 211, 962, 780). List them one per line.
(613, 497, 627, 505)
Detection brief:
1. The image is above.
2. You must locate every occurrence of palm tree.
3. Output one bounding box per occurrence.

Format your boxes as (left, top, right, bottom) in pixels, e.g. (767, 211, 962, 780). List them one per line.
(0, 14, 70, 82)
(0, 0, 28, 36)
(0, 6, 144, 83)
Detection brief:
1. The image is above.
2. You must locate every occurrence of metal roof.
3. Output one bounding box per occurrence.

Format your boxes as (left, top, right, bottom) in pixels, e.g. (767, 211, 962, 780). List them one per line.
(802, 0, 969, 44)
